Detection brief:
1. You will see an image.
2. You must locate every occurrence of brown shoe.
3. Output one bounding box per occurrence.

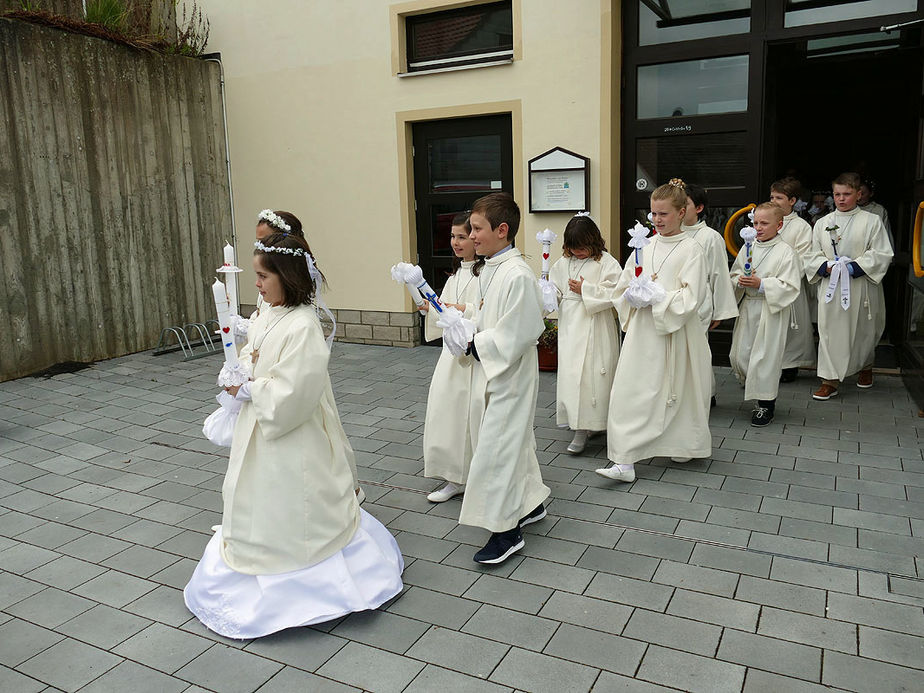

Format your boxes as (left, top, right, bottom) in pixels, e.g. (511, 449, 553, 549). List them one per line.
(812, 383, 839, 400)
(857, 369, 873, 389)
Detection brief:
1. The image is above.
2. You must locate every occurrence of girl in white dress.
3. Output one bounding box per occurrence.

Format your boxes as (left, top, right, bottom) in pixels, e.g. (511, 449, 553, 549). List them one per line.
(185, 223, 404, 639)
(548, 214, 621, 454)
(421, 213, 480, 502)
(596, 179, 711, 483)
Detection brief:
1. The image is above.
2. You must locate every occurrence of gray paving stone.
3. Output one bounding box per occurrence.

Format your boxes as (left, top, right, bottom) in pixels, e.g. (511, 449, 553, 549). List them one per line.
(675, 519, 751, 546)
(401, 558, 479, 596)
(615, 529, 693, 562)
(735, 575, 827, 616)
(770, 556, 857, 594)
(331, 610, 427, 654)
(174, 644, 284, 693)
(780, 517, 857, 547)
(6, 587, 95, 628)
(57, 533, 132, 562)
(0, 618, 63, 667)
(584, 572, 674, 611)
(317, 641, 425, 693)
(605, 506, 679, 533)
(743, 669, 843, 693)
(537, 591, 632, 635)
(667, 588, 758, 631)
(405, 626, 509, 678)
(517, 532, 589, 565)
(462, 573, 553, 614)
(826, 592, 924, 636)
(823, 650, 922, 692)
(490, 646, 599, 693)
(102, 544, 181, 578)
(717, 629, 821, 681)
(858, 626, 924, 669)
(17, 638, 121, 692)
(78, 660, 188, 693)
(545, 516, 623, 548)
(0, 543, 60, 574)
(0, 571, 45, 610)
(689, 544, 771, 578)
(73, 569, 157, 607)
(57, 603, 152, 649)
(828, 544, 917, 576)
(0, 664, 45, 693)
(652, 559, 739, 598)
(759, 606, 857, 653)
(404, 664, 512, 693)
(387, 586, 479, 629)
(692, 487, 762, 512)
(747, 532, 829, 561)
(544, 622, 646, 675)
(592, 671, 679, 693)
(14, 522, 87, 550)
(507, 556, 594, 595)
(113, 622, 213, 673)
(394, 531, 456, 562)
(575, 545, 660, 580)
(255, 666, 360, 692)
(623, 608, 721, 656)
(758, 497, 832, 523)
(462, 603, 558, 650)
(636, 644, 745, 693)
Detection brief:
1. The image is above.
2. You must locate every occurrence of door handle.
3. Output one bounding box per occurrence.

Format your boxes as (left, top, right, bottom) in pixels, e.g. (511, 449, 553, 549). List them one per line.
(724, 203, 756, 259)
(914, 200, 924, 278)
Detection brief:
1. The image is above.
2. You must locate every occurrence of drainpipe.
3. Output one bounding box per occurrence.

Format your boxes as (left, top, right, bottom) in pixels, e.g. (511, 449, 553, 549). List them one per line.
(202, 53, 238, 306)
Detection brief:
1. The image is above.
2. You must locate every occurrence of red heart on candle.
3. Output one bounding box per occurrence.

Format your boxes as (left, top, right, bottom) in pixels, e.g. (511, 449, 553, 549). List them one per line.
(542, 253, 549, 260)
(222, 327, 230, 333)
(635, 266, 643, 277)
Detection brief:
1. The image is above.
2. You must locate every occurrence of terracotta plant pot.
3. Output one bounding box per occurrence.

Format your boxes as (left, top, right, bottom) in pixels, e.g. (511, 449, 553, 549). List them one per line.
(537, 343, 557, 372)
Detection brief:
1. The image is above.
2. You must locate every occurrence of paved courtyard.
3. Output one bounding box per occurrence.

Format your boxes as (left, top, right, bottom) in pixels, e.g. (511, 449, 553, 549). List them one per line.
(1, 343, 923, 693)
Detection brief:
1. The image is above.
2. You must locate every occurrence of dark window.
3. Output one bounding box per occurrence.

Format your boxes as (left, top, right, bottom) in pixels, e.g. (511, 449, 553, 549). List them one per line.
(406, 1, 513, 72)
(636, 131, 749, 193)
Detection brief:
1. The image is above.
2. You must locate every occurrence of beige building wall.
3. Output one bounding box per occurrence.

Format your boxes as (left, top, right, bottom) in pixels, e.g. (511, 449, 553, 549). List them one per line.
(197, 0, 617, 340)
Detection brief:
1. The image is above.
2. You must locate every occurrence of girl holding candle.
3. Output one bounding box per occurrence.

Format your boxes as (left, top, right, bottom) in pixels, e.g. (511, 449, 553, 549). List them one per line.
(419, 213, 480, 502)
(185, 227, 403, 639)
(548, 213, 621, 454)
(596, 179, 711, 483)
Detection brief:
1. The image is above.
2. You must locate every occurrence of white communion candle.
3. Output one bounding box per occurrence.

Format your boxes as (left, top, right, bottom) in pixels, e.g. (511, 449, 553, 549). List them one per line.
(211, 278, 239, 369)
(218, 242, 240, 317)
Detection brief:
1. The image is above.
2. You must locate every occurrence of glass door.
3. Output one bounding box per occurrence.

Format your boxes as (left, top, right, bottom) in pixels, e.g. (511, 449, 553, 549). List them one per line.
(412, 114, 513, 344)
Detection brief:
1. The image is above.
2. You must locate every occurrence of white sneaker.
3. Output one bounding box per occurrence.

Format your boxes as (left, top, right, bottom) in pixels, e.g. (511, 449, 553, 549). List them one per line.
(356, 487, 366, 504)
(594, 464, 636, 482)
(427, 481, 464, 503)
(566, 430, 589, 454)
(670, 457, 691, 463)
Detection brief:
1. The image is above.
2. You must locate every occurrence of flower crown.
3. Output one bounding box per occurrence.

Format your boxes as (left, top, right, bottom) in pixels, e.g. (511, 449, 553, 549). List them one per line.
(668, 178, 685, 189)
(257, 209, 292, 233)
(254, 240, 305, 256)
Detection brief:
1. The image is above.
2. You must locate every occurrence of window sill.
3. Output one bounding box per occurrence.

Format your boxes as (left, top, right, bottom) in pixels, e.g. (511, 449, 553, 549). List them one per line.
(398, 58, 513, 78)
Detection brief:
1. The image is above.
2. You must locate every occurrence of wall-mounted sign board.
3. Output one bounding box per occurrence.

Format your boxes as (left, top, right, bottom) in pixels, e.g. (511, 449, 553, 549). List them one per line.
(528, 147, 589, 213)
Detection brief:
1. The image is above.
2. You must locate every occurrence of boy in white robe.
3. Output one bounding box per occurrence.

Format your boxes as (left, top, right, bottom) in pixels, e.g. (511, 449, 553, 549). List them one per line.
(769, 178, 817, 381)
(729, 203, 802, 427)
(548, 213, 621, 454)
(806, 172, 894, 400)
(597, 179, 712, 483)
(858, 179, 894, 252)
(462, 192, 551, 564)
(421, 213, 480, 502)
(682, 183, 738, 406)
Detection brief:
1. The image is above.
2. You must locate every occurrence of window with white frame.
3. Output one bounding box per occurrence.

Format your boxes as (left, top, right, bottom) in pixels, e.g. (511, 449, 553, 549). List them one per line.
(405, 1, 513, 73)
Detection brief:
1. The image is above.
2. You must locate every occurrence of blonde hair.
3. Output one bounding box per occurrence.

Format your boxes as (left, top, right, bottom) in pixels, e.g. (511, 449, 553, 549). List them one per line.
(650, 178, 688, 211)
(754, 201, 784, 223)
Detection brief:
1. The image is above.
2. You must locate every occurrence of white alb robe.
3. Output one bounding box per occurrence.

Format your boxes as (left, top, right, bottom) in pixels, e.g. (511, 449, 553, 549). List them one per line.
(806, 207, 894, 381)
(860, 201, 894, 251)
(607, 232, 712, 465)
(729, 237, 802, 401)
(223, 305, 359, 573)
(549, 252, 621, 431)
(778, 212, 816, 368)
(461, 248, 551, 532)
(422, 262, 480, 485)
(682, 220, 738, 327)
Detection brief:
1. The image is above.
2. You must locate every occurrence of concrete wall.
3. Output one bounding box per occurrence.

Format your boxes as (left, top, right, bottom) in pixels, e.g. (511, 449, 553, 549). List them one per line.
(0, 18, 232, 380)
(196, 0, 616, 327)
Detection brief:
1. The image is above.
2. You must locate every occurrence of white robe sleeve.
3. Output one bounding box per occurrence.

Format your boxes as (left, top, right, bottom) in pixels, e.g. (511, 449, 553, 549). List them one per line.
(548, 258, 568, 299)
(612, 260, 639, 332)
(854, 217, 894, 284)
(729, 248, 747, 304)
(472, 270, 545, 382)
(806, 218, 833, 285)
(581, 254, 622, 315)
(704, 230, 738, 321)
(249, 321, 329, 441)
(759, 247, 802, 315)
(424, 274, 456, 342)
(651, 246, 708, 336)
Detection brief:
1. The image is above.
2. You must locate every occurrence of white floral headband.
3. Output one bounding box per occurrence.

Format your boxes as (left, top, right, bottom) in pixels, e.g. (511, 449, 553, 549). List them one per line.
(254, 240, 305, 256)
(574, 211, 591, 218)
(257, 209, 292, 233)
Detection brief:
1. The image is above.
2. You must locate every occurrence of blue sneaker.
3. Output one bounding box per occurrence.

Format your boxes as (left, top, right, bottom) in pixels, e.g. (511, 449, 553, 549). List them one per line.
(519, 504, 547, 527)
(473, 527, 524, 564)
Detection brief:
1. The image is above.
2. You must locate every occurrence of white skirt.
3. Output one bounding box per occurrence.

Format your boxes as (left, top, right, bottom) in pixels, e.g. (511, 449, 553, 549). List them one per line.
(183, 509, 404, 639)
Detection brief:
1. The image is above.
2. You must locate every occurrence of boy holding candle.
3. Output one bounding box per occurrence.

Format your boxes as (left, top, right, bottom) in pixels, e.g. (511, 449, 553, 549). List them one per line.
(462, 192, 550, 564)
(729, 203, 802, 426)
(806, 172, 893, 400)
